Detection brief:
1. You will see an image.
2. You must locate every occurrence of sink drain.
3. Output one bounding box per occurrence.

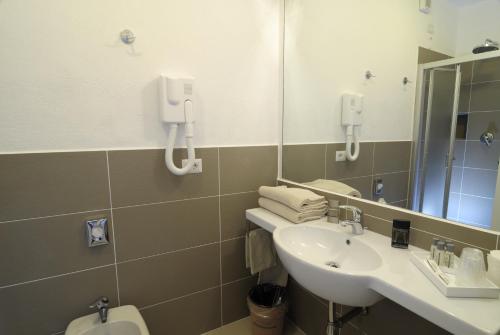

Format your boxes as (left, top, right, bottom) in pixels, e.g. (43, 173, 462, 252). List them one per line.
(325, 261, 340, 269)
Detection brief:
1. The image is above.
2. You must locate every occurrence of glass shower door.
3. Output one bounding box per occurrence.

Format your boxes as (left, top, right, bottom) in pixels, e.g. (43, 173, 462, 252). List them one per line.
(418, 65, 461, 218)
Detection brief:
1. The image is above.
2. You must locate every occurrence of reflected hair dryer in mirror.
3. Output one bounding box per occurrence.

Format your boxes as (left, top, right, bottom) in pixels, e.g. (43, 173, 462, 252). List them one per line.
(341, 93, 364, 161)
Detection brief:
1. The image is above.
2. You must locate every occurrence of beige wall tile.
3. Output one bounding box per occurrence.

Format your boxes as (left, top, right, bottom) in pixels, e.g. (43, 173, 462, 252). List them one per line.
(364, 215, 392, 238)
(326, 143, 374, 179)
(339, 176, 373, 200)
(459, 194, 494, 228)
(221, 238, 251, 284)
(461, 168, 498, 198)
(450, 167, 463, 193)
(470, 81, 500, 112)
(458, 84, 471, 114)
(447, 193, 460, 221)
(282, 144, 326, 183)
(473, 57, 500, 83)
(220, 146, 277, 194)
(0, 152, 110, 222)
(221, 192, 259, 240)
(410, 214, 497, 250)
(118, 244, 220, 307)
(348, 198, 497, 250)
(287, 279, 328, 335)
(464, 141, 500, 170)
(348, 198, 413, 223)
(409, 228, 488, 258)
(460, 62, 473, 85)
(374, 171, 409, 203)
(108, 148, 218, 207)
(114, 197, 219, 261)
(453, 140, 465, 167)
(0, 211, 114, 287)
(466, 111, 500, 140)
(389, 199, 408, 209)
(222, 276, 257, 325)
(141, 287, 221, 335)
(351, 298, 450, 335)
(0, 266, 118, 335)
(373, 142, 411, 174)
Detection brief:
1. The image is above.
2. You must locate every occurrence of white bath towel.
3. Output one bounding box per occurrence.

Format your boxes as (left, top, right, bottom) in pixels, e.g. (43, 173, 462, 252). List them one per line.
(258, 197, 327, 224)
(303, 179, 362, 198)
(258, 186, 327, 212)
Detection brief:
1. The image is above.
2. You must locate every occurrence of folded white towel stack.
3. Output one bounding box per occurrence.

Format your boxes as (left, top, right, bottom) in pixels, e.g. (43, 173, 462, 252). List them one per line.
(258, 186, 327, 224)
(303, 179, 362, 198)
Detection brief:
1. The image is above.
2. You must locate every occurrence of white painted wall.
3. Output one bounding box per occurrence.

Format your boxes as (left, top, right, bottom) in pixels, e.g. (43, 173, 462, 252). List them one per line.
(454, 0, 500, 56)
(283, 0, 458, 144)
(0, 0, 280, 153)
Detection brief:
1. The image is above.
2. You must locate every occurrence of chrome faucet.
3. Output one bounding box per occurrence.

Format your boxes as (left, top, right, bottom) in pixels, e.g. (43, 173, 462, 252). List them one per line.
(90, 296, 109, 323)
(338, 205, 364, 235)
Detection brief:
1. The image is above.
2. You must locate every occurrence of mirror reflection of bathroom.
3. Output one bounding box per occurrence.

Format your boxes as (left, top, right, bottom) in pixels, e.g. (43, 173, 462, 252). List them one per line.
(282, 0, 500, 231)
(414, 58, 500, 229)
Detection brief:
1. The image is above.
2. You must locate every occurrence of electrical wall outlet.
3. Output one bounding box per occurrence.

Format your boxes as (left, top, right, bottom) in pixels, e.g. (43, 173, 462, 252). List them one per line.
(336, 151, 347, 162)
(182, 158, 202, 174)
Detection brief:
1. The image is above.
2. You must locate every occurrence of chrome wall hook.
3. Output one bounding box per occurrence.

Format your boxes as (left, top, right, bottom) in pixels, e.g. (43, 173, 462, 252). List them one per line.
(365, 71, 376, 80)
(120, 29, 136, 45)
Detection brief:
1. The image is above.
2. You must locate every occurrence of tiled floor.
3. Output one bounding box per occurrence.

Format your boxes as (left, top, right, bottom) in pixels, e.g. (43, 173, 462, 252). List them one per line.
(204, 317, 305, 335)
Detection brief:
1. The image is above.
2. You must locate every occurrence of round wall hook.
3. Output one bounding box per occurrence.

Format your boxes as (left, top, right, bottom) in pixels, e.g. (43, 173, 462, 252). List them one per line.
(365, 71, 376, 80)
(120, 29, 136, 45)
(403, 77, 412, 85)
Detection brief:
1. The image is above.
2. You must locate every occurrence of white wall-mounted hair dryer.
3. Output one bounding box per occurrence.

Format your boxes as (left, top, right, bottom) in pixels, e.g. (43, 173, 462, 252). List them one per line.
(341, 93, 364, 161)
(159, 75, 197, 175)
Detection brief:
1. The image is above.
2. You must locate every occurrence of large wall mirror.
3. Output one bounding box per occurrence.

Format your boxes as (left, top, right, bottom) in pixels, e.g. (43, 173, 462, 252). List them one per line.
(281, 0, 500, 232)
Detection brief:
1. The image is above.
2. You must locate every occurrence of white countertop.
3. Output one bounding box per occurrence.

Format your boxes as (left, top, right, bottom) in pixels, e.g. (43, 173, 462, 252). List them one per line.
(246, 208, 500, 335)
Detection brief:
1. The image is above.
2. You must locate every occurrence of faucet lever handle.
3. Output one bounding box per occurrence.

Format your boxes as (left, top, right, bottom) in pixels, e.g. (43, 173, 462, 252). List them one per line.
(338, 205, 363, 223)
(90, 296, 109, 309)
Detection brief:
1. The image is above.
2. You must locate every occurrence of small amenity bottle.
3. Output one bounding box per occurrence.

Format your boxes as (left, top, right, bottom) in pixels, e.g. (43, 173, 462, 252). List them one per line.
(434, 241, 446, 265)
(429, 238, 440, 260)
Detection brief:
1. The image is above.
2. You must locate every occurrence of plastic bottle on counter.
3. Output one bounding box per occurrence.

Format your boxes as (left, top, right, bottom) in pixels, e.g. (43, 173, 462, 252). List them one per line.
(434, 241, 446, 265)
(430, 238, 440, 260)
(443, 243, 455, 268)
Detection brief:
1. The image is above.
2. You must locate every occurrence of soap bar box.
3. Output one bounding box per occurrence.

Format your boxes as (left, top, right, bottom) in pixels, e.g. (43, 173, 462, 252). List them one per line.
(410, 251, 500, 299)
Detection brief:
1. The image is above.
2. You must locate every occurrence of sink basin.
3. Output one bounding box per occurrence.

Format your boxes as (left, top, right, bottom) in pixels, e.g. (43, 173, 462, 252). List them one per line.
(65, 305, 150, 335)
(273, 224, 384, 306)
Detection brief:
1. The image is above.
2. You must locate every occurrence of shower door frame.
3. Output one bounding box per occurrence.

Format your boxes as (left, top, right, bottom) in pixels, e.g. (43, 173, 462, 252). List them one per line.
(410, 50, 500, 216)
(417, 66, 461, 218)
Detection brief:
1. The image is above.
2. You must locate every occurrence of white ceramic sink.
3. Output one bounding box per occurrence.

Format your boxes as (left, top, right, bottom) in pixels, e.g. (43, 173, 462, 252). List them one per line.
(65, 305, 150, 335)
(274, 224, 384, 306)
(247, 207, 500, 335)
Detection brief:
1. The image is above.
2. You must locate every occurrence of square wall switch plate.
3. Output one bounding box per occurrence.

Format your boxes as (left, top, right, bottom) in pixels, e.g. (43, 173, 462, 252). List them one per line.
(336, 151, 347, 162)
(86, 218, 109, 247)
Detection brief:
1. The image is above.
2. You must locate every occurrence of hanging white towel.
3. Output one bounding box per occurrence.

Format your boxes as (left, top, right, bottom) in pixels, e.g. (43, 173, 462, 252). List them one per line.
(245, 228, 277, 275)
